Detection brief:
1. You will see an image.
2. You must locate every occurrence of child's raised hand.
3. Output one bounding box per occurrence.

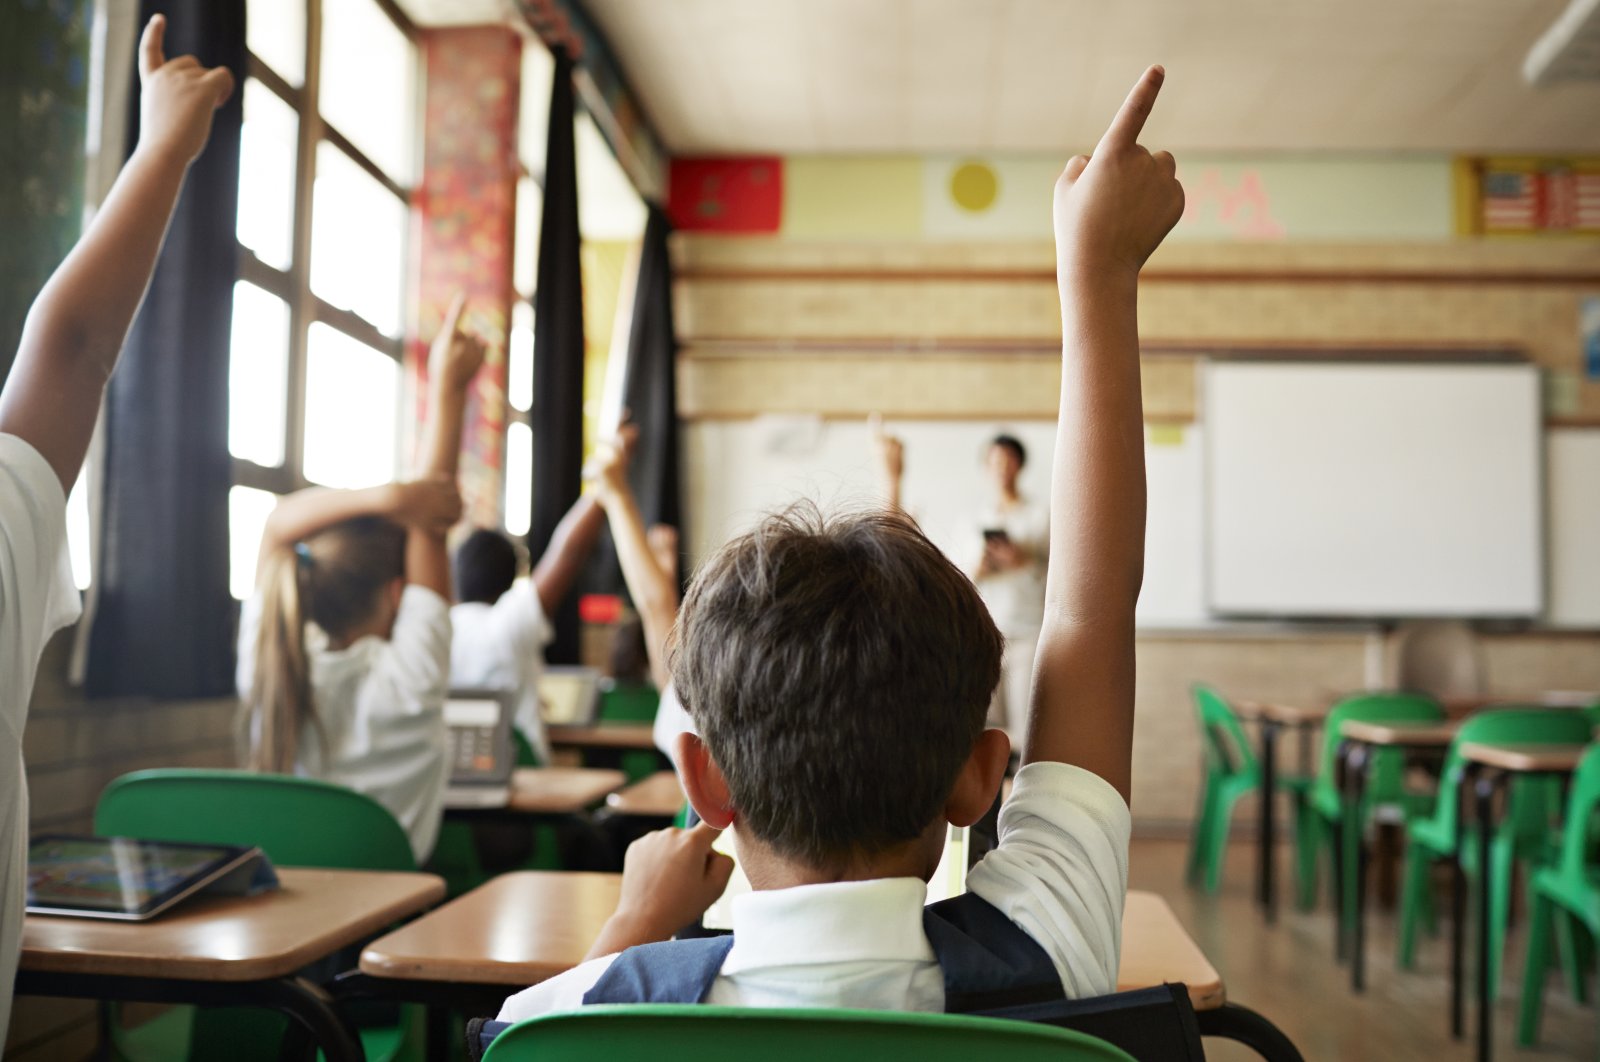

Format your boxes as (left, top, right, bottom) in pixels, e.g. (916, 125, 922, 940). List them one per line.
(428, 293, 488, 393)
(610, 823, 735, 941)
(1052, 66, 1184, 287)
(388, 475, 462, 535)
(584, 423, 640, 498)
(135, 15, 234, 166)
(870, 412, 904, 482)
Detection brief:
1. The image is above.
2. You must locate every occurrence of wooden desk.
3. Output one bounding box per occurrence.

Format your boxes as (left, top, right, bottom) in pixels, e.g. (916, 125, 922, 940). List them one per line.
(1235, 701, 1328, 728)
(19, 867, 444, 1062)
(1339, 720, 1457, 747)
(1454, 740, 1592, 1062)
(548, 724, 657, 752)
(606, 771, 685, 819)
(361, 875, 1226, 1010)
(507, 767, 627, 814)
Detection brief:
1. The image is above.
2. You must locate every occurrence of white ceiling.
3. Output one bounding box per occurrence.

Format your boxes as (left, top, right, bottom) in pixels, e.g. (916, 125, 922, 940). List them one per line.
(575, 0, 1600, 155)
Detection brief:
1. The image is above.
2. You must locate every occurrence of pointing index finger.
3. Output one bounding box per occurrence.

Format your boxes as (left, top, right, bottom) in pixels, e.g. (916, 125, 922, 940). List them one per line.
(438, 291, 468, 339)
(1095, 65, 1164, 156)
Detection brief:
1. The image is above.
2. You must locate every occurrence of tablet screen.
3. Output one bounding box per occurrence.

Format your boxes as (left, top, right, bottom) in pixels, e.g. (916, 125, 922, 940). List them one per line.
(27, 835, 247, 916)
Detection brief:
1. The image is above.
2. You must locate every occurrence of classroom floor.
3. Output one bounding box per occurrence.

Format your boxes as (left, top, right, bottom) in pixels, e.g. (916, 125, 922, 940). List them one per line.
(1129, 838, 1596, 1061)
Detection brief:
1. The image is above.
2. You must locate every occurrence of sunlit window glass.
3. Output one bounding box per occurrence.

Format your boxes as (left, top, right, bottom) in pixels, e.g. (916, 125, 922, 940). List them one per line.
(575, 112, 647, 241)
(302, 323, 399, 489)
(237, 82, 298, 270)
(229, 485, 279, 600)
(505, 421, 532, 536)
(247, 0, 305, 86)
(520, 40, 553, 172)
(319, 0, 414, 181)
(514, 175, 542, 296)
(229, 281, 292, 467)
(509, 301, 534, 413)
(310, 142, 406, 337)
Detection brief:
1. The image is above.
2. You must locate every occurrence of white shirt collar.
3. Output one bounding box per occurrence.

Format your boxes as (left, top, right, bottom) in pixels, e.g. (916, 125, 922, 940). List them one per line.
(723, 877, 936, 972)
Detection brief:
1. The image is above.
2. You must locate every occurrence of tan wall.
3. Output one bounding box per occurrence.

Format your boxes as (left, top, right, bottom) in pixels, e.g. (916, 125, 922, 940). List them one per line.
(7, 631, 235, 1061)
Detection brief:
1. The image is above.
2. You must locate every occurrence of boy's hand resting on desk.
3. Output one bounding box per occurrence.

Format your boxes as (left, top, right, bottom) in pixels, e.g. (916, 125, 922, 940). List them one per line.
(1052, 65, 1184, 288)
(387, 476, 463, 536)
(587, 823, 735, 958)
(135, 15, 234, 166)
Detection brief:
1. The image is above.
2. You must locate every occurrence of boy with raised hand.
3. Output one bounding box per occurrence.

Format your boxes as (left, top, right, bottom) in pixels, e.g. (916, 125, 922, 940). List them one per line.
(0, 16, 233, 1039)
(497, 66, 1182, 1019)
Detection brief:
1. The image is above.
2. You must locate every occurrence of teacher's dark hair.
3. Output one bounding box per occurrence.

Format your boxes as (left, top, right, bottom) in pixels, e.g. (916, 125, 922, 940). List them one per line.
(991, 433, 1026, 468)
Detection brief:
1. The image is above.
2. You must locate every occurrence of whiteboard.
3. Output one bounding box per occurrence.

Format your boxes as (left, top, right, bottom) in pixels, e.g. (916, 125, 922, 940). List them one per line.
(1548, 428, 1600, 627)
(682, 418, 1207, 628)
(1203, 362, 1543, 618)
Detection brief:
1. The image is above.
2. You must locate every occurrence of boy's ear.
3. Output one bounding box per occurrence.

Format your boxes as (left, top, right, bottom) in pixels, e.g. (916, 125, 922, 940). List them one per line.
(944, 728, 1011, 828)
(677, 733, 736, 830)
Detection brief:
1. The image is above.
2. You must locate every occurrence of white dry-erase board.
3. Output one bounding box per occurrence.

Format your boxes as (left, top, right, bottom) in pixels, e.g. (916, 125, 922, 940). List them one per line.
(681, 418, 1209, 628)
(1202, 361, 1543, 619)
(1547, 428, 1600, 628)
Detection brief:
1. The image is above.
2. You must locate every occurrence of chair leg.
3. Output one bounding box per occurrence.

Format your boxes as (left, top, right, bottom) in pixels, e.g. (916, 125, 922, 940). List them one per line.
(1488, 834, 1515, 1001)
(1396, 843, 1431, 970)
(1203, 792, 1238, 894)
(1293, 804, 1320, 911)
(1187, 783, 1215, 887)
(1554, 907, 1590, 1006)
(1517, 893, 1555, 1047)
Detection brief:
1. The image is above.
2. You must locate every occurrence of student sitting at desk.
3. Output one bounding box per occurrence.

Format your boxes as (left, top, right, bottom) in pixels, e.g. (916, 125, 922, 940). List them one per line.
(498, 65, 1183, 1018)
(449, 478, 612, 765)
(236, 297, 484, 864)
(0, 16, 232, 1040)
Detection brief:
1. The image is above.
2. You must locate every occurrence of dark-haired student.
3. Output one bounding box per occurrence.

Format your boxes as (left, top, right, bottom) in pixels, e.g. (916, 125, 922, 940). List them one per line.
(0, 17, 231, 1039)
(496, 66, 1183, 1018)
(449, 486, 608, 764)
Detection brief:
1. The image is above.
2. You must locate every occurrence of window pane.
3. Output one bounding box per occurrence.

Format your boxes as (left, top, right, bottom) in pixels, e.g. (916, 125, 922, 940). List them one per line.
(310, 142, 406, 337)
(303, 323, 399, 489)
(508, 301, 534, 413)
(248, 0, 305, 86)
(237, 81, 298, 269)
(67, 475, 90, 591)
(575, 112, 647, 241)
(320, 0, 414, 181)
(519, 40, 552, 171)
(514, 175, 542, 296)
(230, 485, 279, 600)
(505, 421, 532, 536)
(229, 281, 291, 466)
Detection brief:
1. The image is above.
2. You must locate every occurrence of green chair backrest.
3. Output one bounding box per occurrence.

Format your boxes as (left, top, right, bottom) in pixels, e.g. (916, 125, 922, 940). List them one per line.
(1313, 692, 1444, 800)
(1192, 684, 1258, 781)
(1420, 708, 1595, 842)
(514, 728, 541, 768)
(600, 681, 661, 723)
(1551, 743, 1600, 882)
(481, 1006, 1137, 1062)
(95, 768, 416, 871)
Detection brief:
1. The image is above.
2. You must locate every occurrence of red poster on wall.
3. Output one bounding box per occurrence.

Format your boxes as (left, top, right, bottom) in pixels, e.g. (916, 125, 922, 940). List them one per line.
(668, 157, 784, 233)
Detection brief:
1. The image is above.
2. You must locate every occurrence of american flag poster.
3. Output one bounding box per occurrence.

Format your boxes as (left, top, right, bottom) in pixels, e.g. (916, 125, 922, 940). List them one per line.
(1478, 163, 1600, 235)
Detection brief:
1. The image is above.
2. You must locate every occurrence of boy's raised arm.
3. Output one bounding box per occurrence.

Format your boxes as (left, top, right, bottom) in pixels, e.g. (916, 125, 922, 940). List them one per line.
(1024, 67, 1183, 805)
(0, 16, 233, 491)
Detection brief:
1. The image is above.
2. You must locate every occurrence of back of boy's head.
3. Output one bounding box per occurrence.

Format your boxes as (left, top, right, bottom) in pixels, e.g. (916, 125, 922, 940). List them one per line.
(673, 502, 1003, 872)
(454, 528, 519, 605)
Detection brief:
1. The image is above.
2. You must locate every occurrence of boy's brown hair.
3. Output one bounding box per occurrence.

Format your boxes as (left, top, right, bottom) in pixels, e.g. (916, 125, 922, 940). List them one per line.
(672, 503, 1004, 872)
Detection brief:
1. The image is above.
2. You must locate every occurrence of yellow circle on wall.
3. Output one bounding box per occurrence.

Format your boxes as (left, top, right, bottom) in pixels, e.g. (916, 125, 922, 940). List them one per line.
(950, 161, 999, 213)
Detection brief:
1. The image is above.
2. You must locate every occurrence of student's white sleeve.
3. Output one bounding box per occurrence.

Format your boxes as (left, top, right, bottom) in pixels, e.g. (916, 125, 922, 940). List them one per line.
(652, 681, 695, 767)
(965, 762, 1131, 998)
(370, 585, 452, 712)
(236, 592, 263, 698)
(497, 954, 619, 1021)
(488, 579, 554, 660)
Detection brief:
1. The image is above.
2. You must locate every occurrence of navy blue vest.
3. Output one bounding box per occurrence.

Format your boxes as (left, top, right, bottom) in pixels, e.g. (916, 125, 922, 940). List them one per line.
(580, 891, 1066, 1013)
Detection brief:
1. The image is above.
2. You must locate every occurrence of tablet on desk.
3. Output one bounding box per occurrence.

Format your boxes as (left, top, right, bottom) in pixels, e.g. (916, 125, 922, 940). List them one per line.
(26, 835, 267, 921)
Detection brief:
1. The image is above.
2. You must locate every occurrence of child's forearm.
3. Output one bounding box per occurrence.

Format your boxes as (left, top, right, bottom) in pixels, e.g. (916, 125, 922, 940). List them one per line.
(259, 485, 397, 561)
(598, 486, 679, 687)
(531, 493, 604, 615)
(417, 374, 470, 479)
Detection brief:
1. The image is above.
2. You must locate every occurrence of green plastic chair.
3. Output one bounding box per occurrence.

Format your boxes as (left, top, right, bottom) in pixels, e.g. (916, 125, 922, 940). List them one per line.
(1395, 709, 1593, 993)
(1294, 692, 1444, 924)
(1518, 742, 1600, 1046)
(601, 681, 664, 783)
(481, 1005, 1137, 1061)
(94, 769, 423, 1062)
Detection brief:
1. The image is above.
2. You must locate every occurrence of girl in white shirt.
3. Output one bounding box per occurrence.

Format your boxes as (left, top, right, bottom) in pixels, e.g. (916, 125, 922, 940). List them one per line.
(238, 297, 484, 863)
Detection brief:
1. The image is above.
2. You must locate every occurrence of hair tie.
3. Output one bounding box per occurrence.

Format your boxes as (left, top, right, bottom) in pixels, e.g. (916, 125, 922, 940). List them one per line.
(294, 542, 314, 569)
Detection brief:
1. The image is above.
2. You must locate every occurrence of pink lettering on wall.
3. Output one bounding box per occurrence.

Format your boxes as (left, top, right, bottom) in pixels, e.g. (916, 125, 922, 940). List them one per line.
(1180, 168, 1286, 239)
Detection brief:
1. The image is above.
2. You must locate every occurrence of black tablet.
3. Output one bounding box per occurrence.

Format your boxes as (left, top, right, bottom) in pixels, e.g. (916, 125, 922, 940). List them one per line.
(27, 835, 262, 921)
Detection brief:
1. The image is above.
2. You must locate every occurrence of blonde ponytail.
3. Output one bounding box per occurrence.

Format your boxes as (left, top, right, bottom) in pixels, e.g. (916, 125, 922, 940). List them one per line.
(246, 546, 314, 773)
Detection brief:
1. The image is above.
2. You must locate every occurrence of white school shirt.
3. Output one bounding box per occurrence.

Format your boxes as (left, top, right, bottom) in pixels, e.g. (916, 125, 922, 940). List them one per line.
(0, 436, 82, 1043)
(974, 495, 1049, 638)
(497, 761, 1130, 1019)
(236, 584, 452, 863)
(449, 579, 554, 765)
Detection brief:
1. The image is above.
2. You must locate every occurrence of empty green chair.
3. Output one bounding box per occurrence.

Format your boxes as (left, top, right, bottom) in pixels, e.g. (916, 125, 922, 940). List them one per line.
(1518, 742, 1600, 1046)
(601, 680, 665, 783)
(481, 1006, 1136, 1062)
(1294, 692, 1444, 922)
(95, 769, 422, 1062)
(1396, 709, 1593, 994)
(1187, 685, 1282, 893)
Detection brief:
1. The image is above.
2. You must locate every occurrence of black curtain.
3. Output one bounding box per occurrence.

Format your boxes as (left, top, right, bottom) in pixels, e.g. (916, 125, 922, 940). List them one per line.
(528, 49, 586, 665)
(86, 0, 243, 697)
(619, 205, 682, 576)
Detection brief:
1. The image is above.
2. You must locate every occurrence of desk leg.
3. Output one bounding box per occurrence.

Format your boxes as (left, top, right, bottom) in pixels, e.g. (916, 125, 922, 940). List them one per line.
(1474, 770, 1501, 1062)
(1332, 740, 1351, 963)
(1349, 744, 1371, 994)
(1260, 720, 1281, 921)
(1451, 763, 1472, 1040)
(261, 977, 364, 1062)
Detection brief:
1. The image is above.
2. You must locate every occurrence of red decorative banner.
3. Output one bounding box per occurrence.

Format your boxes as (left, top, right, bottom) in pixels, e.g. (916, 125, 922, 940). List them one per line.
(667, 157, 784, 233)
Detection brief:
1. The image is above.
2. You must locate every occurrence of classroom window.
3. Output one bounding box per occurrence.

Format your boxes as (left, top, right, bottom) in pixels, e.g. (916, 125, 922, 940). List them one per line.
(504, 421, 533, 537)
(230, 0, 417, 598)
(508, 301, 534, 413)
